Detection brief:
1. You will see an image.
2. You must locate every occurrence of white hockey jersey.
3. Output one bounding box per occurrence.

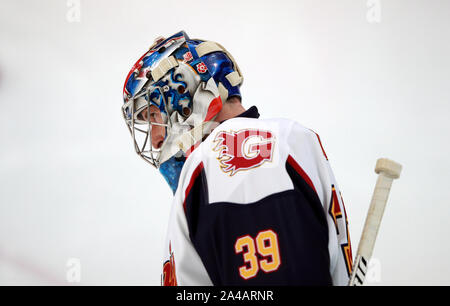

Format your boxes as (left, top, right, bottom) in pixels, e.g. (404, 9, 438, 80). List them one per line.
(161, 107, 352, 286)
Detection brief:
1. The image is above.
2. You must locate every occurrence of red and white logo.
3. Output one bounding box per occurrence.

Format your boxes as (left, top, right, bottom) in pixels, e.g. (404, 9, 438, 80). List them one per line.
(183, 51, 193, 63)
(162, 242, 177, 286)
(196, 62, 208, 74)
(213, 129, 275, 176)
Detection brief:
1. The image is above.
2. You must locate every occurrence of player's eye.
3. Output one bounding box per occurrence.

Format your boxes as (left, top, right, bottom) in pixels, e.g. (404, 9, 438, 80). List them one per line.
(136, 112, 145, 121)
(136, 108, 153, 122)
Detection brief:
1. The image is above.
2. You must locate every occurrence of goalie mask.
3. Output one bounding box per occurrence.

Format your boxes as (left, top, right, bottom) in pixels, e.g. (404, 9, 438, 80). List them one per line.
(122, 31, 243, 193)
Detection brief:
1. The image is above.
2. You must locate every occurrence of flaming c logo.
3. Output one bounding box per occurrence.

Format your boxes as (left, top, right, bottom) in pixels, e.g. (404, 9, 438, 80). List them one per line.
(162, 243, 177, 286)
(213, 129, 275, 176)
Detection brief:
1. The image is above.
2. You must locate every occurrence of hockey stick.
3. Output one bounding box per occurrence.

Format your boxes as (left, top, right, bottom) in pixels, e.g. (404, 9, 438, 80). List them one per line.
(348, 158, 402, 286)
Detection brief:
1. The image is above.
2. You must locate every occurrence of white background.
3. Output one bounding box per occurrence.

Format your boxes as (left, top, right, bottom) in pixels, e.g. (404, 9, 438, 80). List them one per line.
(0, 0, 449, 285)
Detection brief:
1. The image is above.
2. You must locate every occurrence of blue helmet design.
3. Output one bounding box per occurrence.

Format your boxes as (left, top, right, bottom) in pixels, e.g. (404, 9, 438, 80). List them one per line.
(122, 31, 243, 193)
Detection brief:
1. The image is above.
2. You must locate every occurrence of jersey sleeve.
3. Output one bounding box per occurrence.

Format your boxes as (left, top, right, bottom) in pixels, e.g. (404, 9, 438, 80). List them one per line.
(161, 161, 213, 286)
(287, 122, 353, 286)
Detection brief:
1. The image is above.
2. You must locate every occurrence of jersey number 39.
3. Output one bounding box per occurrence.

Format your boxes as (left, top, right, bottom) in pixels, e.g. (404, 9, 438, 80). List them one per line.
(234, 229, 281, 280)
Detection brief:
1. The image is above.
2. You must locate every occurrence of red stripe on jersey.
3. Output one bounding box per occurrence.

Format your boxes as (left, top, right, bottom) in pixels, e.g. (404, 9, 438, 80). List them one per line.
(185, 141, 201, 159)
(309, 130, 328, 161)
(183, 162, 204, 213)
(287, 155, 317, 193)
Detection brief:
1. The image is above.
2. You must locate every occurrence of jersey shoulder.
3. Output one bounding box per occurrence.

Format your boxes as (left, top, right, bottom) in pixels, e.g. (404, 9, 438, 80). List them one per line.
(177, 116, 323, 205)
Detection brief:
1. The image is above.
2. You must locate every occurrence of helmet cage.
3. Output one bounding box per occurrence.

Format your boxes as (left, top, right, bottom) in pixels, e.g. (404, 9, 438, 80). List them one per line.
(122, 85, 171, 168)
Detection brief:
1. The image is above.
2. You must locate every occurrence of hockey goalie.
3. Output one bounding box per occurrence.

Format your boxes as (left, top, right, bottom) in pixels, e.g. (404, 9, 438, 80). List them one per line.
(122, 31, 353, 286)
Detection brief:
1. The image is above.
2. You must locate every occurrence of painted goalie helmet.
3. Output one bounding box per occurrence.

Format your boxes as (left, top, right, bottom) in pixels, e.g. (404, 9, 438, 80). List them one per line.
(122, 31, 243, 192)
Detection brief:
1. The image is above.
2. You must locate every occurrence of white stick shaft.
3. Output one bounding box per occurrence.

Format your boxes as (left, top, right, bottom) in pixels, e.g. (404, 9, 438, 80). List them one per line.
(357, 173, 393, 259)
(349, 173, 395, 286)
(349, 158, 401, 286)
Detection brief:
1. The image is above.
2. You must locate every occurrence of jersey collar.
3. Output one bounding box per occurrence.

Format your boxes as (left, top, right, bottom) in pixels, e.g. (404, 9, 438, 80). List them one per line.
(236, 105, 260, 119)
(220, 105, 260, 124)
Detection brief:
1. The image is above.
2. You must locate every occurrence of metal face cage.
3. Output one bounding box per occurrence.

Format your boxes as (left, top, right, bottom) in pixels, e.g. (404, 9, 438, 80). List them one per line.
(122, 86, 171, 168)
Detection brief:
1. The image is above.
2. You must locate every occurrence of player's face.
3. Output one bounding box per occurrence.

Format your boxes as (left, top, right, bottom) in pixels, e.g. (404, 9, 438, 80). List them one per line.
(139, 105, 165, 149)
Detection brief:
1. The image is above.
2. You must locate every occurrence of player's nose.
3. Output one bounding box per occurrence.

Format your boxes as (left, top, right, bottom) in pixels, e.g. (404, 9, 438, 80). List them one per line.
(151, 126, 165, 149)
